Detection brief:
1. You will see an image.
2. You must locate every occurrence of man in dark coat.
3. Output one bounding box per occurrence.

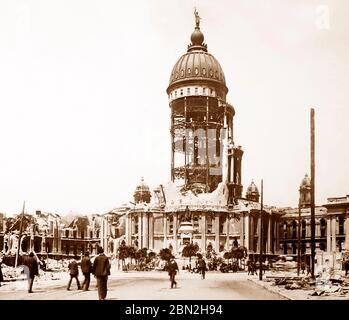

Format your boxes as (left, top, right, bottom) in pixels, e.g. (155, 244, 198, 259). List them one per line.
(197, 256, 206, 280)
(67, 258, 81, 290)
(25, 252, 39, 293)
(81, 251, 92, 291)
(167, 256, 179, 288)
(92, 247, 110, 300)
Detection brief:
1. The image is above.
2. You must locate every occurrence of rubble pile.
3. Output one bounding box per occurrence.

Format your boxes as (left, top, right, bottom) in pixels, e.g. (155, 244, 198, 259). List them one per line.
(267, 266, 349, 298)
(1, 264, 28, 281)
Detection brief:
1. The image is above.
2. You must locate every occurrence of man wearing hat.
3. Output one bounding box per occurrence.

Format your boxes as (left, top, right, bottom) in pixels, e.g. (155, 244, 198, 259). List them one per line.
(167, 256, 179, 289)
(92, 247, 111, 300)
(81, 251, 92, 291)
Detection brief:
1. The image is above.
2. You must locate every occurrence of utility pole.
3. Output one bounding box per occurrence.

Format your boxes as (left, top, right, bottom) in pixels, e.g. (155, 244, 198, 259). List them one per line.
(259, 179, 263, 281)
(15, 201, 25, 268)
(297, 201, 301, 276)
(310, 108, 316, 278)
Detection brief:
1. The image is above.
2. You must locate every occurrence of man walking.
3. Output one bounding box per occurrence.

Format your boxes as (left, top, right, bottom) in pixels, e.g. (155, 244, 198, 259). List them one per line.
(81, 251, 92, 291)
(167, 256, 179, 289)
(67, 258, 81, 290)
(92, 247, 110, 300)
(197, 255, 206, 280)
(25, 252, 39, 293)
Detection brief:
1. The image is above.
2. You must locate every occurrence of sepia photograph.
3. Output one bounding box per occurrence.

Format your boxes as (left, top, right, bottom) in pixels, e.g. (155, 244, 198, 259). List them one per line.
(0, 0, 348, 309)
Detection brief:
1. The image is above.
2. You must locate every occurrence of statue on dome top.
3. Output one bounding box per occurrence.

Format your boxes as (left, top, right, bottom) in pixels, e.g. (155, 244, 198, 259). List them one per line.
(194, 8, 201, 28)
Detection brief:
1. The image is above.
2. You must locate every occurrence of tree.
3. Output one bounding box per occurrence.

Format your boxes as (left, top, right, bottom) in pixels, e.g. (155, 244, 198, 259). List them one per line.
(117, 244, 128, 268)
(159, 248, 172, 262)
(127, 246, 136, 264)
(182, 243, 199, 268)
(223, 251, 232, 264)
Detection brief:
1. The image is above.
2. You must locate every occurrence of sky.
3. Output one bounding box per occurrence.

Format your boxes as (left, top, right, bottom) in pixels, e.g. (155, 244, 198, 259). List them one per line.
(0, 0, 348, 216)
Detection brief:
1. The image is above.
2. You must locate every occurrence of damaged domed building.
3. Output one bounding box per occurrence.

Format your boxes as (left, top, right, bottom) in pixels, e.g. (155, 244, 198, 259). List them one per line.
(115, 12, 284, 257)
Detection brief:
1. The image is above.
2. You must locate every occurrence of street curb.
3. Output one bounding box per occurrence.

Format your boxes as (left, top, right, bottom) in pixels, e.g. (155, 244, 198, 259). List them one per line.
(247, 278, 293, 300)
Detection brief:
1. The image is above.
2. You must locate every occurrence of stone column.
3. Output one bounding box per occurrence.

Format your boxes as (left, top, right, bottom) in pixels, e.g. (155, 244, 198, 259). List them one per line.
(256, 216, 260, 253)
(173, 213, 178, 253)
(316, 220, 321, 238)
(149, 214, 154, 250)
(201, 212, 206, 252)
(331, 216, 337, 252)
(142, 212, 148, 248)
(327, 216, 331, 253)
(226, 214, 231, 250)
(125, 212, 130, 246)
(138, 212, 142, 249)
(267, 216, 272, 254)
(215, 213, 220, 252)
(239, 213, 244, 248)
(244, 213, 250, 251)
(163, 213, 168, 248)
(344, 216, 349, 250)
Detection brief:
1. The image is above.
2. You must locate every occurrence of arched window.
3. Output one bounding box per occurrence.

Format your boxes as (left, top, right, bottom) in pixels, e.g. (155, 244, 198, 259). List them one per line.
(292, 220, 297, 239)
(320, 218, 326, 237)
(207, 216, 212, 234)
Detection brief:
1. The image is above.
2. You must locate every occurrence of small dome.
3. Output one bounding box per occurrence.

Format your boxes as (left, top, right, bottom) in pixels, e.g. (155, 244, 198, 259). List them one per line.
(246, 181, 259, 194)
(300, 174, 311, 187)
(134, 177, 151, 204)
(135, 177, 150, 192)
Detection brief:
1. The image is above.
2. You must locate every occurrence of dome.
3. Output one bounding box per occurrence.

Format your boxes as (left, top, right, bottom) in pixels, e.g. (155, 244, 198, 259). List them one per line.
(167, 13, 227, 94)
(246, 181, 259, 194)
(300, 174, 311, 188)
(134, 177, 151, 204)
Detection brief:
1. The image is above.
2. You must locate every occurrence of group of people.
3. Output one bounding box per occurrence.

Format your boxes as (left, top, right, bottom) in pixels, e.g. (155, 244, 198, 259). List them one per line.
(67, 247, 111, 300)
(16, 246, 110, 300)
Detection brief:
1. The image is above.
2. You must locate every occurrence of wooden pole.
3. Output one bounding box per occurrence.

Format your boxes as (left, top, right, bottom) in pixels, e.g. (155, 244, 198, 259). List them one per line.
(259, 179, 263, 281)
(310, 108, 316, 278)
(15, 201, 25, 268)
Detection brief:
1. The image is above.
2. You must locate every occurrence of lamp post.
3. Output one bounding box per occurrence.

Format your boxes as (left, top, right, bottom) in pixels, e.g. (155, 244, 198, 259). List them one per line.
(310, 108, 316, 278)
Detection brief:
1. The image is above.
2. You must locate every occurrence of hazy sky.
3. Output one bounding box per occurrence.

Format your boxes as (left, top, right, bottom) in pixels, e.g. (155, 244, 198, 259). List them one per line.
(0, 0, 348, 216)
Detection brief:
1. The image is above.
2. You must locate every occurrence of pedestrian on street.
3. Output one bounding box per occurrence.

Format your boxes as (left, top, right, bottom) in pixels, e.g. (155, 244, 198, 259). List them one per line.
(0, 251, 4, 287)
(67, 258, 81, 290)
(92, 247, 111, 300)
(167, 256, 179, 289)
(197, 256, 206, 280)
(81, 251, 92, 291)
(25, 252, 39, 293)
